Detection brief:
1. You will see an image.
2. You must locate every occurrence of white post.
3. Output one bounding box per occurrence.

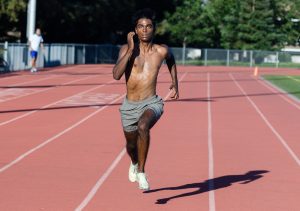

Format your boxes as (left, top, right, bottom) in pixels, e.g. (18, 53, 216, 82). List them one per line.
(276, 52, 279, 68)
(204, 49, 208, 66)
(250, 50, 253, 67)
(226, 49, 230, 66)
(4, 41, 8, 62)
(182, 41, 186, 65)
(26, 0, 37, 40)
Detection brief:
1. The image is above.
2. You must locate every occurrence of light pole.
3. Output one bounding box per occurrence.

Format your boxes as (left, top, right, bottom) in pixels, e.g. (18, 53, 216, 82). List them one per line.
(26, 0, 36, 40)
(291, 18, 300, 46)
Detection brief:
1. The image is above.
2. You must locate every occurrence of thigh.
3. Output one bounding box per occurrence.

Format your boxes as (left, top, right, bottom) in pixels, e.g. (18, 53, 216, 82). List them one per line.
(138, 109, 158, 130)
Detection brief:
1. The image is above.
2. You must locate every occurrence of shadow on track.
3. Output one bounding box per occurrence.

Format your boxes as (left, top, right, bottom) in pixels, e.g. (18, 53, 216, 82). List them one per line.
(144, 170, 269, 204)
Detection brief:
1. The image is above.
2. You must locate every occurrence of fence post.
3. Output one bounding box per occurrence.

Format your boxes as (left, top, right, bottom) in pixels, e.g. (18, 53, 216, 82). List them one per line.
(226, 49, 230, 66)
(182, 41, 186, 65)
(276, 51, 279, 68)
(4, 41, 8, 62)
(204, 49, 207, 66)
(250, 50, 253, 67)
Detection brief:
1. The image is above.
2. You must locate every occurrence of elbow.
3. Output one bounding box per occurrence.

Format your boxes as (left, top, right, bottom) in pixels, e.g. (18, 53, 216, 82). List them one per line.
(113, 73, 121, 80)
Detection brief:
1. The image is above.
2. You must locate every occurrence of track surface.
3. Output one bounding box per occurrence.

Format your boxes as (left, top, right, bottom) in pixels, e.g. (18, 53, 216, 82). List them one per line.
(0, 65, 299, 210)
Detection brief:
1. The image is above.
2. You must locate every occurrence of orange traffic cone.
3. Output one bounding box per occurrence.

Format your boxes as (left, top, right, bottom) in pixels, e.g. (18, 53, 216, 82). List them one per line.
(253, 66, 258, 77)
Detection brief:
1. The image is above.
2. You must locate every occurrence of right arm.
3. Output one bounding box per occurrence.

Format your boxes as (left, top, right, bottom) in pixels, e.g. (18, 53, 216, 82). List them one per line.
(112, 32, 135, 80)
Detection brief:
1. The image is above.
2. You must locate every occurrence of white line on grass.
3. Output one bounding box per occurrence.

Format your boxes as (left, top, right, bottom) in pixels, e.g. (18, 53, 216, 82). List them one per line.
(257, 76, 300, 109)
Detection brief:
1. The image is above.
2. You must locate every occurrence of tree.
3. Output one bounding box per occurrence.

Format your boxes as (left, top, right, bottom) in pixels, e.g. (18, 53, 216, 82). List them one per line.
(235, 0, 279, 50)
(0, 0, 26, 41)
(160, 0, 205, 47)
(36, 0, 176, 44)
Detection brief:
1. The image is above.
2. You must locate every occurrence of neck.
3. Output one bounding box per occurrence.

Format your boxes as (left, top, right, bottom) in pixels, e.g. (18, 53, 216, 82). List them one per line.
(139, 41, 153, 54)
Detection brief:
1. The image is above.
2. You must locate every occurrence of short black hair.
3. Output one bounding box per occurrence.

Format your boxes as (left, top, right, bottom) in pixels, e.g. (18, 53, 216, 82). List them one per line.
(132, 8, 156, 29)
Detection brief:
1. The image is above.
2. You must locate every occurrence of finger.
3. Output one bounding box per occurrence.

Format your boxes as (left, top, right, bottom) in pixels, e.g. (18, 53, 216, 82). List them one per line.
(170, 90, 177, 99)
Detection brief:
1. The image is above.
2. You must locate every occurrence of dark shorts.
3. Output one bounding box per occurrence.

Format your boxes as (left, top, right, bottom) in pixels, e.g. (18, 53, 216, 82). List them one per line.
(119, 95, 164, 132)
(30, 50, 38, 58)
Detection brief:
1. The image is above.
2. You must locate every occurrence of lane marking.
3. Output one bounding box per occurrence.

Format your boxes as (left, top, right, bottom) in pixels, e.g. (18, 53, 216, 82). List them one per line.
(0, 66, 94, 103)
(207, 73, 216, 211)
(55, 93, 120, 107)
(75, 72, 188, 211)
(0, 93, 126, 173)
(257, 77, 300, 108)
(230, 73, 300, 166)
(0, 76, 60, 103)
(287, 75, 300, 83)
(0, 77, 114, 126)
(0, 75, 58, 86)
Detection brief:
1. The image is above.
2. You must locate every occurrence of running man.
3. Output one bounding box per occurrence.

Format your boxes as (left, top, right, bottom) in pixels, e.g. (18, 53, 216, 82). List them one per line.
(29, 28, 44, 72)
(113, 9, 179, 190)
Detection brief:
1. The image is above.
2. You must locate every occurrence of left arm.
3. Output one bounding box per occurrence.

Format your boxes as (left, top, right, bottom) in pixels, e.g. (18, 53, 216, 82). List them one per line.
(165, 47, 179, 100)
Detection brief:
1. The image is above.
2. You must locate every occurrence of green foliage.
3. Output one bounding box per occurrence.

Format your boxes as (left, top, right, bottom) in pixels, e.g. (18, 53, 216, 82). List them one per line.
(162, 0, 300, 50)
(35, 0, 177, 44)
(1, 0, 299, 48)
(0, 0, 26, 41)
(160, 0, 204, 46)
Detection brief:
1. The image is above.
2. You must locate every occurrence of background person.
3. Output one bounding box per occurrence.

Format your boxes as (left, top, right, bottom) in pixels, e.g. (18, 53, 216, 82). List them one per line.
(29, 28, 44, 72)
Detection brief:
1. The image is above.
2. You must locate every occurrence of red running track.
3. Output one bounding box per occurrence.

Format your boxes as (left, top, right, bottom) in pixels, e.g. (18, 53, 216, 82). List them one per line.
(0, 65, 299, 210)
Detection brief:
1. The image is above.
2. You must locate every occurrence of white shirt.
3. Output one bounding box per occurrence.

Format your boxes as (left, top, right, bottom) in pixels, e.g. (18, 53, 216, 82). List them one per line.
(29, 34, 44, 51)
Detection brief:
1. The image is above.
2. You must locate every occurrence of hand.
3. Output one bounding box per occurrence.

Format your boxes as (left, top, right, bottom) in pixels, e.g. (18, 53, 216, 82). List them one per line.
(169, 84, 179, 100)
(127, 32, 135, 51)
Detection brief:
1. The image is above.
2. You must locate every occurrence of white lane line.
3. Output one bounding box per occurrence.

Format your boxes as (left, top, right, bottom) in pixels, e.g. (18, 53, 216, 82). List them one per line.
(230, 73, 300, 166)
(0, 75, 58, 86)
(257, 76, 300, 109)
(75, 72, 188, 211)
(0, 93, 126, 173)
(207, 73, 216, 211)
(287, 75, 300, 83)
(0, 76, 61, 103)
(0, 77, 114, 126)
(0, 66, 91, 102)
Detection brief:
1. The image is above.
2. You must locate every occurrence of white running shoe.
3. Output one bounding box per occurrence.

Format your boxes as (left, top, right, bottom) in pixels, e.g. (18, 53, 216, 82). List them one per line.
(128, 162, 138, 182)
(30, 68, 37, 72)
(137, 172, 150, 190)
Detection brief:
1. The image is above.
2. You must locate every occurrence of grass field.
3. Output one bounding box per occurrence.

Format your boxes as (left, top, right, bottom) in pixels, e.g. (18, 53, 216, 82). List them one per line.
(263, 75, 300, 99)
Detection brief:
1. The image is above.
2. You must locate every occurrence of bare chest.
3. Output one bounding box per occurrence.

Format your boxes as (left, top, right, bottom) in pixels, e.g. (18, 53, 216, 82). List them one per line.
(132, 53, 164, 75)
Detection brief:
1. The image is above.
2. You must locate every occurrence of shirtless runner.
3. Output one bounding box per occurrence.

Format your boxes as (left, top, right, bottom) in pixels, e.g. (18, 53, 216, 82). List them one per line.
(112, 9, 179, 190)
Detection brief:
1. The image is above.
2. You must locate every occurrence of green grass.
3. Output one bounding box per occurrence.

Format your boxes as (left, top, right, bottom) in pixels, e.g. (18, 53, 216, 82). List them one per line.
(263, 75, 300, 99)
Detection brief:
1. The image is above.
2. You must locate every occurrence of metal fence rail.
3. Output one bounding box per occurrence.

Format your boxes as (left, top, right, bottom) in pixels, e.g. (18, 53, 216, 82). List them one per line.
(1, 43, 120, 72)
(172, 47, 300, 68)
(1, 42, 299, 72)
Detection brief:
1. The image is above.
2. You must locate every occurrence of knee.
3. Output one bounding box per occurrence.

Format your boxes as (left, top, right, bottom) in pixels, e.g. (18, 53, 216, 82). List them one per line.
(138, 121, 149, 135)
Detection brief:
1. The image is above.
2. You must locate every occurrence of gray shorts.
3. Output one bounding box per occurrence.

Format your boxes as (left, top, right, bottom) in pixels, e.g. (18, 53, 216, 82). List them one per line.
(119, 95, 164, 132)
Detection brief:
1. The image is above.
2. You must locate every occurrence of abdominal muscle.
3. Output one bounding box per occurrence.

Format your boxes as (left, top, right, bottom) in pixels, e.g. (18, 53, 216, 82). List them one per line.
(125, 45, 166, 102)
(126, 71, 158, 101)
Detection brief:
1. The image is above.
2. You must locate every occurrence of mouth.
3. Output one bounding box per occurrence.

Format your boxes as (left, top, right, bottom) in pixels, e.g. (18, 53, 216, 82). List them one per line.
(141, 34, 151, 39)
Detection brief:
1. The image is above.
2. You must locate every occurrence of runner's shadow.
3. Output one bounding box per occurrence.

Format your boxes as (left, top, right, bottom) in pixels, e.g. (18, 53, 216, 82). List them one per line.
(144, 170, 269, 204)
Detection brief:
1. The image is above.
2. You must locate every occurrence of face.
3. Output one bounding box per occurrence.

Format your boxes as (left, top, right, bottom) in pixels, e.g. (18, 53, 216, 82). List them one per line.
(36, 29, 41, 35)
(135, 18, 154, 42)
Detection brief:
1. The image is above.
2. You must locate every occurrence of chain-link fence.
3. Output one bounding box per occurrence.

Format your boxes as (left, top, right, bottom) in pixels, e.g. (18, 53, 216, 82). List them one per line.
(1, 43, 120, 72)
(171, 47, 300, 68)
(1, 42, 299, 72)
(0, 42, 9, 73)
